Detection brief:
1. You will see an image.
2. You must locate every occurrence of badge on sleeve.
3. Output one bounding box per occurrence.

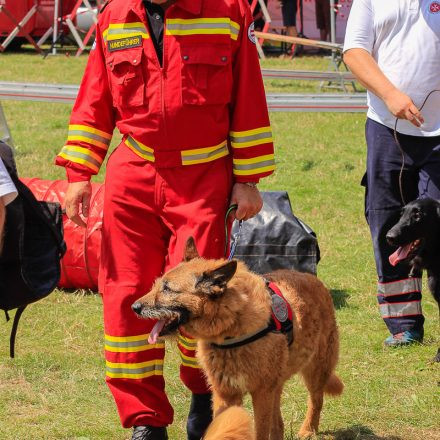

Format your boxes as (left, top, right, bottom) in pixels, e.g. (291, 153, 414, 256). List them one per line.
(248, 22, 256, 44)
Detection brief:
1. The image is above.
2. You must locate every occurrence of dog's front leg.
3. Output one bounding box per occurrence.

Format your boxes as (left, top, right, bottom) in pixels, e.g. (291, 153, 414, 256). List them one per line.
(212, 390, 243, 417)
(251, 389, 275, 440)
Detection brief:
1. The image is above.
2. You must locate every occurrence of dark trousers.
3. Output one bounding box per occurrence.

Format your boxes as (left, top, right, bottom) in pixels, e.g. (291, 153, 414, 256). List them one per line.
(364, 118, 440, 334)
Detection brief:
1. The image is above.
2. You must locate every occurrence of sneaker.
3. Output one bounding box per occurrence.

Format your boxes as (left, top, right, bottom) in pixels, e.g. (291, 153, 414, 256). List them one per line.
(132, 425, 168, 440)
(384, 330, 424, 347)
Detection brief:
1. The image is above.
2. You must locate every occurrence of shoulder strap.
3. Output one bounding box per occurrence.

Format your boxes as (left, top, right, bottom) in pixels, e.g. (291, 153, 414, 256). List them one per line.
(9, 305, 26, 358)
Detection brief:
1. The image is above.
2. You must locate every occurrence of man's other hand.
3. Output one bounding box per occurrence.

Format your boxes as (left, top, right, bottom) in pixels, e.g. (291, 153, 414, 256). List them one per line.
(383, 89, 425, 128)
(65, 181, 92, 228)
(230, 183, 263, 221)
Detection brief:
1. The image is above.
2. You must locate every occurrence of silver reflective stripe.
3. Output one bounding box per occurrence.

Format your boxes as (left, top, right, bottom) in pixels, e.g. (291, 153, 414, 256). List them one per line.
(182, 144, 228, 163)
(126, 136, 154, 161)
(61, 147, 101, 168)
(105, 339, 148, 349)
(106, 363, 163, 375)
(180, 355, 199, 367)
(380, 301, 422, 318)
(167, 22, 231, 31)
(377, 278, 422, 297)
(68, 129, 110, 145)
(230, 130, 272, 144)
(233, 158, 275, 171)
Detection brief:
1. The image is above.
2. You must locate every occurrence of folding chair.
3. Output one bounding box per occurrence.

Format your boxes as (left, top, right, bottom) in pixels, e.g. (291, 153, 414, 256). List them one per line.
(0, 0, 42, 53)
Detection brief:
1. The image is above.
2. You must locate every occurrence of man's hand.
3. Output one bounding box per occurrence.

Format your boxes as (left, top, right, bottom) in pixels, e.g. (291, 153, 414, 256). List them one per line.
(65, 181, 92, 228)
(230, 183, 263, 221)
(383, 89, 424, 128)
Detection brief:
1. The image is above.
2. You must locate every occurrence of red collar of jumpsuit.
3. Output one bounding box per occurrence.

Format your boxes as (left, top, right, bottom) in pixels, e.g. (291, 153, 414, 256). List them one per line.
(55, 0, 275, 183)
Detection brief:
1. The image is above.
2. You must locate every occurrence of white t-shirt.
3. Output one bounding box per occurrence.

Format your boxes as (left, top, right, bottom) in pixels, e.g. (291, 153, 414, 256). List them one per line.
(0, 157, 17, 205)
(344, 0, 440, 136)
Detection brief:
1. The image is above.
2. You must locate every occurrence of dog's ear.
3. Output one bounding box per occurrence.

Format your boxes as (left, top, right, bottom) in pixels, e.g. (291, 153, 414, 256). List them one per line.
(183, 237, 200, 261)
(196, 260, 237, 296)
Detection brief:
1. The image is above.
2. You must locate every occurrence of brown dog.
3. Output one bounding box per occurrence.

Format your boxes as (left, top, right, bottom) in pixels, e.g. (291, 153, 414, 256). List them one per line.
(132, 238, 343, 439)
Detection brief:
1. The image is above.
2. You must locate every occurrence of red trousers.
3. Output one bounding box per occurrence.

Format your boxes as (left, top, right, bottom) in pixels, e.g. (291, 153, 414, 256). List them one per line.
(99, 144, 233, 428)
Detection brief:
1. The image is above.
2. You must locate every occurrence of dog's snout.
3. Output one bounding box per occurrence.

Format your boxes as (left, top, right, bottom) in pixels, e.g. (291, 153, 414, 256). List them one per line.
(131, 301, 144, 315)
(386, 230, 397, 245)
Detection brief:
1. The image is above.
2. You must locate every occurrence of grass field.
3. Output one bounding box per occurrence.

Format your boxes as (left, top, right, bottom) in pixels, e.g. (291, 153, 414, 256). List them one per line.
(0, 49, 439, 440)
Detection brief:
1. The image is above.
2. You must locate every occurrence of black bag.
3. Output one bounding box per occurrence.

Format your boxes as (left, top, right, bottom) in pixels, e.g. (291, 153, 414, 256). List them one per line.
(0, 142, 66, 357)
(231, 191, 320, 275)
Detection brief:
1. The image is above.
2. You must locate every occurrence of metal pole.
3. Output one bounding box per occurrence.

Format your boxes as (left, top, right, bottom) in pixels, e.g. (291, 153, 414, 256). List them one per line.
(52, 0, 59, 55)
(330, 0, 337, 62)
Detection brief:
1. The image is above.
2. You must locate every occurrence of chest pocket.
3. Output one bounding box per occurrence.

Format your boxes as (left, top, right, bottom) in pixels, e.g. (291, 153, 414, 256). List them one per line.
(107, 46, 145, 109)
(181, 44, 233, 106)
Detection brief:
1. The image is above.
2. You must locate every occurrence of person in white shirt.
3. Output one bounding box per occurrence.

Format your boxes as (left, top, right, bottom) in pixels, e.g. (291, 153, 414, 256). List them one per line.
(0, 157, 17, 252)
(343, 0, 440, 347)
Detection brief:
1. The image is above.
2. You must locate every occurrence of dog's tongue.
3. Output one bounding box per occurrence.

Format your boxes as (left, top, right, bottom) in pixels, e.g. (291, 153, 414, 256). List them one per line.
(389, 243, 412, 266)
(148, 320, 166, 344)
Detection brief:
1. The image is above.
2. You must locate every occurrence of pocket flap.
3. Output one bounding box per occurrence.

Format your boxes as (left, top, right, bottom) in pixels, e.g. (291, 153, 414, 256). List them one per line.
(107, 46, 143, 70)
(181, 44, 231, 66)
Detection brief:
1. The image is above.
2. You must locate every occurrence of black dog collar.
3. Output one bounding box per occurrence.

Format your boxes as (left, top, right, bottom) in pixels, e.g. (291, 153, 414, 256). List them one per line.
(210, 280, 294, 349)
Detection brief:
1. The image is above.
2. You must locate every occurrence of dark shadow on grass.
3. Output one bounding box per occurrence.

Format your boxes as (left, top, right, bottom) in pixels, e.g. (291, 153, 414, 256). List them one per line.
(330, 289, 350, 309)
(321, 424, 403, 439)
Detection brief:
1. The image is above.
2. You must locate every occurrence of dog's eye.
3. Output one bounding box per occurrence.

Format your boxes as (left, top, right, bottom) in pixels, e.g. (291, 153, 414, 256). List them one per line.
(162, 281, 181, 294)
(413, 211, 422, 222)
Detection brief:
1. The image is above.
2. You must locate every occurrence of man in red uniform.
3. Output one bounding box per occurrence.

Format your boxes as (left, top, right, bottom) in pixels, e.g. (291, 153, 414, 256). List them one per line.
(56, 0, 275, 438)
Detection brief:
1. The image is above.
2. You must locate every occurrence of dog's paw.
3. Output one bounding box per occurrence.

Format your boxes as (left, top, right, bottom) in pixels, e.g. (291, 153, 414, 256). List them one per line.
(297, 428, 316, 439)
(434, 348, 440, 363)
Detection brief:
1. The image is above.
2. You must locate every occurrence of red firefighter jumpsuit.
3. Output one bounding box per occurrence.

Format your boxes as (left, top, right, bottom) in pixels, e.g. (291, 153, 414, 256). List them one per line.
(55, 0, 275, 429)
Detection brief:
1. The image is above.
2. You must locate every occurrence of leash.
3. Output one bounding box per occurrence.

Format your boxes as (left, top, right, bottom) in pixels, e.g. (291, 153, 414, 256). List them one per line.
(394, 89, 440, 205)
(224, 204, 243, 260)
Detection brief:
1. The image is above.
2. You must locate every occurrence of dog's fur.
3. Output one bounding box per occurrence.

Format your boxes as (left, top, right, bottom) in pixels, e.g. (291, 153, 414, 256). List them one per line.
(133, 238, 344, 439)
(204, 406, 255, 440)
(386, 198, 440, 362)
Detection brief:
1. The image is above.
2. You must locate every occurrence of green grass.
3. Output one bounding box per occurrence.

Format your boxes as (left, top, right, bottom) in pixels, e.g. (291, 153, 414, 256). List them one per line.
(0, 51, 439, 440)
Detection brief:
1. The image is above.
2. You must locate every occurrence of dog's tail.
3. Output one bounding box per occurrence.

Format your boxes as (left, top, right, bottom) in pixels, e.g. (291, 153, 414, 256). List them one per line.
(324, 373, 344, 396)
(204, 406, 255, 440)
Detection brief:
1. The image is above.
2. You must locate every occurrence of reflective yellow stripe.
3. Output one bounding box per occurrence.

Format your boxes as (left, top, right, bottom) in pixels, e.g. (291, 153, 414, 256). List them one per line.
(67, 135, 109, 150)
(179, 352, 201, 369)
(104, 333, 164, 353)
(230, 126, 273, 148)
(178, 335, 197, 351)
(233, 154, 274, 165)
(233, 165, 276, 176)
(69, 124, 112, 140)
(181, 141, 229, 165)
(166, 18, 240, 40)
(126, 136, 229, 165)
(103, 22, 149, 41)
(105, 334, 148, 342)
(125, 137, 155, 162)
(58, 145, 103, 173)
(106, 360, 164, 379)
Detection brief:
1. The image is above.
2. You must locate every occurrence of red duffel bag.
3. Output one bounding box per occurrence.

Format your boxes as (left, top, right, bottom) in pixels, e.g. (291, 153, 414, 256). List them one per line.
(21, 178, 104, 291)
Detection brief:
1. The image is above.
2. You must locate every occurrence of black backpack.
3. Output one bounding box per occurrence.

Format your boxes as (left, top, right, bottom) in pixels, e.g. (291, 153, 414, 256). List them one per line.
(231, 191, 320, 275)
(0, 142, 66, 357)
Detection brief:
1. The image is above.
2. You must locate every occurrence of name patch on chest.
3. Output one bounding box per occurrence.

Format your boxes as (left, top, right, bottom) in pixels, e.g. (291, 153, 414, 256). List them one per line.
(108, 35, 142, 52)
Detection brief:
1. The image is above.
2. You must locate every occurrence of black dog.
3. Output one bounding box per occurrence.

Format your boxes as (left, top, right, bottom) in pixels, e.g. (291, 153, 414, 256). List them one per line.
(386, 198, 440, 362)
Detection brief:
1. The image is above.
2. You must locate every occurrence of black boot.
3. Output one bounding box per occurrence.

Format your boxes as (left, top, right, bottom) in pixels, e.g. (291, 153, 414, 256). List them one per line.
(186, 392, 213, 440)
(132, 425, 168, 440)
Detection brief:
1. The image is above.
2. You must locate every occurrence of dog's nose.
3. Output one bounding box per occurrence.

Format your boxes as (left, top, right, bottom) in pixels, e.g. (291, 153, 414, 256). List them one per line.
(131, 301, 144, 315)
(386, 231, 396, 245)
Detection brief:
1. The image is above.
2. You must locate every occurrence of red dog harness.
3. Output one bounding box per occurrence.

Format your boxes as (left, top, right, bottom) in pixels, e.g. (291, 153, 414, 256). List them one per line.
(211, 280, 294, 349)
